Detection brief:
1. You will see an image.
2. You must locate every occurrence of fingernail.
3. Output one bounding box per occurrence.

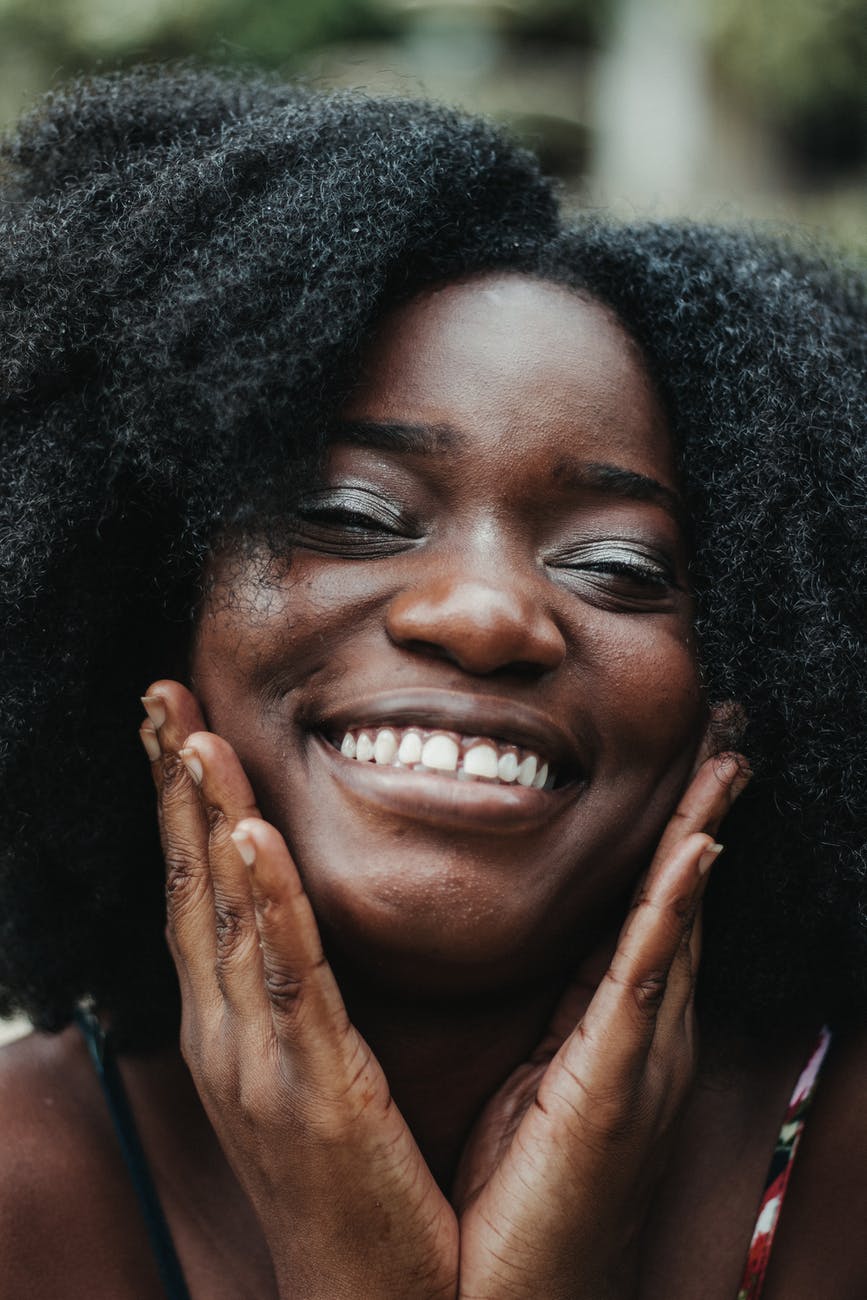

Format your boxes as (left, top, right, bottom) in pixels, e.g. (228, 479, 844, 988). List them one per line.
(178, 746, 204, 785)
(139, 721, 161, 763)
(141, 694, 166, 729)
(231, 830, 256, 867)
(698, 842, 724, 876)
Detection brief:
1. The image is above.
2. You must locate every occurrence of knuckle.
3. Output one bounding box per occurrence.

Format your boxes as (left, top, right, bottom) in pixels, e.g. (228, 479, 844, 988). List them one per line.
(264, 965, 305, 1014)
(214, 903, 246, 955)
(669, 891, 694, 923)
(160, 752, 193, 797)
(164, 844, 206, 902)
(212, 908, 256, 998)
(633, 971, 668, 1014)
(206, 803, 229, 837)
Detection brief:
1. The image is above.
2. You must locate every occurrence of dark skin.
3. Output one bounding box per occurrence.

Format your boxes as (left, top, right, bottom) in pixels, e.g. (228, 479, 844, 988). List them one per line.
(1, 275, 866, 1298)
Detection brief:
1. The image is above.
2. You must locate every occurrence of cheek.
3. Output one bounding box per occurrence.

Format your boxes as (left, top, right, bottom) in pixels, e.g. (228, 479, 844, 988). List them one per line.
(193, 568, 341, 709)
(573, 616, 705, 854)
(589, 613, 703, 747)
(194, 556, 393, 689)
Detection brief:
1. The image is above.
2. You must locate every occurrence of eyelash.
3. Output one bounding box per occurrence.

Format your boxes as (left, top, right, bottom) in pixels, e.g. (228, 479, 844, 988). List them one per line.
(551, 543, 678, 591)
(303, 505, 396, 531)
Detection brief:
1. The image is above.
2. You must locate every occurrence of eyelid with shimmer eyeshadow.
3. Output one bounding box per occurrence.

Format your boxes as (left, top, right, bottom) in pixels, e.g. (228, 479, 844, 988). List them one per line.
(293, 486, 419, 535)
(551, 539, 679, 587)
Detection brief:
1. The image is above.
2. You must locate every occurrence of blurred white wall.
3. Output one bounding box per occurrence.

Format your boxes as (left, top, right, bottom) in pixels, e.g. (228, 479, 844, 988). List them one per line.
(0, 1016, 31, 1046)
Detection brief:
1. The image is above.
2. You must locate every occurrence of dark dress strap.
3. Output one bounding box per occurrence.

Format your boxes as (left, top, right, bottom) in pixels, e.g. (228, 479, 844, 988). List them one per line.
(75, 1007, 192, 1300)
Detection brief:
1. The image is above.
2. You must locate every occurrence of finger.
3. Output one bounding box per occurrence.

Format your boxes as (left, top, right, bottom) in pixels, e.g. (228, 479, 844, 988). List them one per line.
(142, 678, 208, 778)
(179, 732, 266, 1012)
(555, 832, 716, 1097)
(653, 841, 722, 1047)
(140, 682, 218, 1008)
(646, 753, 749, 888)
(682, 901, 703, 1060)
(646, 899, 707, 1107)
(233, 819, 351, 1059)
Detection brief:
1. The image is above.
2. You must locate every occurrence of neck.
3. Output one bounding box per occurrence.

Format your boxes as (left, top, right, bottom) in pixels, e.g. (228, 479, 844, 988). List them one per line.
(117, 974, 567, 1199)
(340, 973, 565, 1189)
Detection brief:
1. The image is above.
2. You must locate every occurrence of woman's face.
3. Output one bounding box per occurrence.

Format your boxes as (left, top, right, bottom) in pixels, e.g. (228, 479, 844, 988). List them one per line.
(191, 275, 706, 997)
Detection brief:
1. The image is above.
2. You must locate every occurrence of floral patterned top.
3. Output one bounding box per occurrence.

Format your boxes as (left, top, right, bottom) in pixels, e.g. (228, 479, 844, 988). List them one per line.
(736, 1025, 833, 1299)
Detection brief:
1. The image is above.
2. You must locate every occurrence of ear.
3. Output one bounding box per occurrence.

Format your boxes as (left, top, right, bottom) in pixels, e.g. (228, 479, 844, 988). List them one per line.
(688, 699, 748, 779)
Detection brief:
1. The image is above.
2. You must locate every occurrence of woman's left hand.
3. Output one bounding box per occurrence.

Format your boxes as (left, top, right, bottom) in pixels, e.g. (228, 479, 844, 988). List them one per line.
(141, 680, 459, 1300)
(453, 755, 749, 1300)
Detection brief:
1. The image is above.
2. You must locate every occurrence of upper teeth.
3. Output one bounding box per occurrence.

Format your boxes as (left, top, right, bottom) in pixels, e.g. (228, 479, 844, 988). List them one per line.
(337, 726, 553, 790)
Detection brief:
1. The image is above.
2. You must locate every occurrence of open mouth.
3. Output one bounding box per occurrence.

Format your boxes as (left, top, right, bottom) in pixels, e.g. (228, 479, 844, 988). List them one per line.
(328, 725, 559, 791)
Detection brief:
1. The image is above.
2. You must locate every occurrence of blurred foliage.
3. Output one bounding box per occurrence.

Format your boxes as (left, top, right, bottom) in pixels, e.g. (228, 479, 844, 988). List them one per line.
(0, 0, 394, 71)
(0, 0, 611, 71)
(713, 0, 867, 174)
(2, 0, 865, 151)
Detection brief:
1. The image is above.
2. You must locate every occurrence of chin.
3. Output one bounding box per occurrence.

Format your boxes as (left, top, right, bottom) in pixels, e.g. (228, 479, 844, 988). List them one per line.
(286, 840, 598, 1002)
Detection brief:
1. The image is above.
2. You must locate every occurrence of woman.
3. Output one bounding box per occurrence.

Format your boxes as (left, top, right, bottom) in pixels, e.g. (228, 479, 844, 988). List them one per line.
(0, 66, 865, 1298)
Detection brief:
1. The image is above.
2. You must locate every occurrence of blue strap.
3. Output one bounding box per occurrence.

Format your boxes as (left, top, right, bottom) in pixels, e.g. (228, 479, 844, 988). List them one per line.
(75, 1007, 192, 1300)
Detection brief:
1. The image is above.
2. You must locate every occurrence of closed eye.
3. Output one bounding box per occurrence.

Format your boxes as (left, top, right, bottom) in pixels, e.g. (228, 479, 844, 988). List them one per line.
(291, 487, 420, 556)
(548, 540, 683, 602)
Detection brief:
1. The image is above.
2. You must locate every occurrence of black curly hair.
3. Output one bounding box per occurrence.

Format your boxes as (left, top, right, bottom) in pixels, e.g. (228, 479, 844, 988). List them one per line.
(1, 66, 864, 1052)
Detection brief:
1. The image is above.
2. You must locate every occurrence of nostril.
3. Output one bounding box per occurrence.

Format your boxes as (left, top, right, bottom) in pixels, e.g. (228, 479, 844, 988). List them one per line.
(402, 638, 455, 663)
(501, 659, 553, 681)
(396, 638, 554, 681)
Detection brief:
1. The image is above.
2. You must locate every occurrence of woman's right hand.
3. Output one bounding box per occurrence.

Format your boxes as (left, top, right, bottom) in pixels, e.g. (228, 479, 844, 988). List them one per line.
(140, 680, 459, 1300)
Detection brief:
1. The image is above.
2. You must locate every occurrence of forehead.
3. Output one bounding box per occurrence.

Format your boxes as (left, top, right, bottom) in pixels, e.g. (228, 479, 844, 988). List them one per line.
(343, 273, 675, 486)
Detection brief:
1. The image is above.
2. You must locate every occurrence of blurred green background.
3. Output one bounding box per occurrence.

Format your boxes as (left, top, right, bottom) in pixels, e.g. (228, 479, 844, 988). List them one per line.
(0, 0, 865, 242)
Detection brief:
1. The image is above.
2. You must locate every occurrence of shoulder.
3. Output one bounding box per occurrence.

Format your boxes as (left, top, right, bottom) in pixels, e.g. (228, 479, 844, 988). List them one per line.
(0, 1026, 100, 1192)
(0, 1027, 155, 1298)
(766, 1024, 867, 1299)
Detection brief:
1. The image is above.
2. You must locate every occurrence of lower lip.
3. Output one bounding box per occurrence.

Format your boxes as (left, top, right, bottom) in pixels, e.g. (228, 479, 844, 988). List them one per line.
(311, 734, 582, 832)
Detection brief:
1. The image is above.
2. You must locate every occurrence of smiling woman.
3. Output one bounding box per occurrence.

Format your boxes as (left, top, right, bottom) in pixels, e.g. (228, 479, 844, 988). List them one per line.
(0, 65, 865, 1300)
(191, 280, 703, 1000)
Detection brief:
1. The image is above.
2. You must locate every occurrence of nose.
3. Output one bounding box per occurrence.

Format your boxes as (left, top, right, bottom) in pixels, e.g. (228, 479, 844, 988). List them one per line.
(386, 574, 567, 676)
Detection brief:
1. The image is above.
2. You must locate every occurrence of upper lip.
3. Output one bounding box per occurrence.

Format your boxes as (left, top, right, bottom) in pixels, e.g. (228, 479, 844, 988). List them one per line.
(315, 688, 590, 775)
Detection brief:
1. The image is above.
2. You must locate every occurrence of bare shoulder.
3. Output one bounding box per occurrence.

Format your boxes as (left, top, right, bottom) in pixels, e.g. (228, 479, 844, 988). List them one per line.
(0, 1026, 102, 1189)
(0, 1027, 161, 1299)
(766, 1024, 867, 1299)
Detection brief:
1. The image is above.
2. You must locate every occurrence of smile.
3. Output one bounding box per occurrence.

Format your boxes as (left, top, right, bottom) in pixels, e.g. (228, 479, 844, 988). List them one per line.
(335, 726, 554, 789)
(309, 689, 587, 829)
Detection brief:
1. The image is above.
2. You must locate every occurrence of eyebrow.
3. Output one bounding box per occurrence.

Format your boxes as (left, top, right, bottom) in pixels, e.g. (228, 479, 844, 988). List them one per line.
(551, 457, 686, 526)
(334, 420, 685, 525)
(336, 419, 457, 456)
